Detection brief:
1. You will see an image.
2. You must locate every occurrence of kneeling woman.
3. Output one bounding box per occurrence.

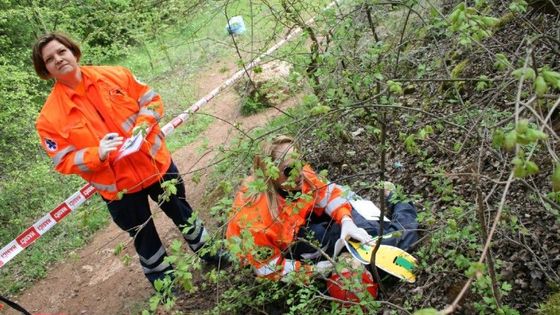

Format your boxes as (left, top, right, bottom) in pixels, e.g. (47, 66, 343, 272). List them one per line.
(226, 135, 418, 281)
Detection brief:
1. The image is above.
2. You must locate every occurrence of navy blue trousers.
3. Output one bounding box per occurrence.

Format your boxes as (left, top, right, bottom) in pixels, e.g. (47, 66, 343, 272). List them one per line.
(288, 195, 418, 260)
(104, 161, 204, 284)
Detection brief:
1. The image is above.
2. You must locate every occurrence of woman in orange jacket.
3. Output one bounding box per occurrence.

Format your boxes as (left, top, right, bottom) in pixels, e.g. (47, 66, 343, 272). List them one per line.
(226, 135, 418, 281)
(32, 33, 226, 287)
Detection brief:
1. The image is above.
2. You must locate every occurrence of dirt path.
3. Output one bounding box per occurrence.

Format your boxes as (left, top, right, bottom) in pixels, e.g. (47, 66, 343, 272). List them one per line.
(6, 60, 297, 315)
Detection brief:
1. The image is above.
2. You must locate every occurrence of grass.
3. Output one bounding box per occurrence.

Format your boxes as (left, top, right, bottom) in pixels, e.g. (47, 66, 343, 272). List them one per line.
(165, 114, 214, 152)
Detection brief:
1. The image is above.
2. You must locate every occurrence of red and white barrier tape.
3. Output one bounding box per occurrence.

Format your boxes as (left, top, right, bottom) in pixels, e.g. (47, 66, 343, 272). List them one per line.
(0, 0, 339, 269)
(0, 184, 96, 268)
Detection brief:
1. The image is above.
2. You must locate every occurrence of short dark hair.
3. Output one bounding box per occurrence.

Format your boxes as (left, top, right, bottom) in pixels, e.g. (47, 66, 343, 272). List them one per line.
(32, 32, 81, 80)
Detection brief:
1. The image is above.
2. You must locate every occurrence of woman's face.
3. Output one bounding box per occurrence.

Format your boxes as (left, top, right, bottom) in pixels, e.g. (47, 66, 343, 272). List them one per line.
(272, 143, 302, 192)
(41, 40, 79, 80)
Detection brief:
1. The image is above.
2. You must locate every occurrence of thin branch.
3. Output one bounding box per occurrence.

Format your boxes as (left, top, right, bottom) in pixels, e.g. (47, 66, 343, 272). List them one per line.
(441, 170, 515, 315)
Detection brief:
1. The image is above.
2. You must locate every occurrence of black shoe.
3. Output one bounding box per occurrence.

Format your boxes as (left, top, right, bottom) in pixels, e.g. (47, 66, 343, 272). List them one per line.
(199, 247, 232, 268)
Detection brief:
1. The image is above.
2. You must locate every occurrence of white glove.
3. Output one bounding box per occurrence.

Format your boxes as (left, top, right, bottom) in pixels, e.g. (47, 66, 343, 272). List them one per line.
(340, 217, 373, 244)
(314, 260, 334, 275)
(98, 133, 123, 161)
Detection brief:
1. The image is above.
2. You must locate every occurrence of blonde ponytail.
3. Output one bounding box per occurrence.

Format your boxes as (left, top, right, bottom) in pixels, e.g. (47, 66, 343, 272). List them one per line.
(252, 135, 298, 220)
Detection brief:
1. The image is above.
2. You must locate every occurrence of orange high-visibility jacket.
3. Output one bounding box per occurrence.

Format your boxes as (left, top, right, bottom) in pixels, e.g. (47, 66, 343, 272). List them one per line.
(226, 165, 352, 280)
(36, 66, 171, 200)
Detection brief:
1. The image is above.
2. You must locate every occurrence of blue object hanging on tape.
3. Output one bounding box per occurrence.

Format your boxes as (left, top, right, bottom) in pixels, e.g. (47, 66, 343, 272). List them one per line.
(226, 16, 246, 35)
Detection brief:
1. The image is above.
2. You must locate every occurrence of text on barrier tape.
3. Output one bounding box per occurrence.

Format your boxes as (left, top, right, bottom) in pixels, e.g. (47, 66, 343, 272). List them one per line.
(0, 184, 96, 268)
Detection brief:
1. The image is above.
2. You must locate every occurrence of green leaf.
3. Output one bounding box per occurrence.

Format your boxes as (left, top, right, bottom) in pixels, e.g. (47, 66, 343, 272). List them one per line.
(404, 134, 418, 153)
(513, 164, 526, 178)
(309, 104, 331, 115)
(117, 189, 127, 200)
(494, 54, 511, 71)
(387, 80, 403, 95)
(511, 157, 523, 167)
(481, 16, 499, 27)
(511, 67, 536, 81)
(476, 76, 489, 91)
(542, 70, 560, 88)
(114, 242, 124, 256)
(516, 119, 529, 133)
(509, 0, 528, 13)
(466, 262, 485, 277)
(501, 281, 513, 292)
(449, 6, 462, 23)
(154, 279, 163, 292)
(526, 129, 548, 141)
(492, 130, 505, 148)
(535, 75, 548, 96)
(525, 160, 539, 175)
(504, 131, 517, 150)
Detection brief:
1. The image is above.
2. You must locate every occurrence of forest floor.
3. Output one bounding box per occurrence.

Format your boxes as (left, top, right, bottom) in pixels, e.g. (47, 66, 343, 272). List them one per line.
(4, 59, 298, 315)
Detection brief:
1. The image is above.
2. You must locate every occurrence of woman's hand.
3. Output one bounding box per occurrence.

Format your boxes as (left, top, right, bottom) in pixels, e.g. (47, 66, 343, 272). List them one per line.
(340, 216, 373, 244)
(98, 133, 123, 161)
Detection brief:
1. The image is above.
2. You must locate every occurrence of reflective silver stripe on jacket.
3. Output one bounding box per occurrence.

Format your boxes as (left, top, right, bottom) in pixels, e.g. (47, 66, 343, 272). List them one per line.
(139, 107, 161, 122)
(73, 149, 91, 173)
(52, 145, 76, 167)
(325, 197, 348, 216)
(317, 183, 335, 208)
(334, 184, 357, 200)
(282, 259, 297, 276)
(140, 245, 166, 265)
(142, 261, 170, 274)
(90, 182, 118, 192)
(138, 89, 157, 107)
(150, 133, 163, 157)
(255, 256, 281, 277)
(121, 114, 138, 133)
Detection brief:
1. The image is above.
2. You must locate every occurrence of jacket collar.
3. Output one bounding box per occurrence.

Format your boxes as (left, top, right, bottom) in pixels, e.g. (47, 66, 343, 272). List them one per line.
(51, 66, 99, 116)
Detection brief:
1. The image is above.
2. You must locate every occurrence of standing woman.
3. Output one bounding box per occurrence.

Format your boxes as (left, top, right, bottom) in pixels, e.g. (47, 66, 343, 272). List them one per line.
(32, 32, 224, 287)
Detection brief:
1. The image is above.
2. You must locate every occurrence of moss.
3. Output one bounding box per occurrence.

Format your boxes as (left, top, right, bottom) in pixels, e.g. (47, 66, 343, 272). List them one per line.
(540, 291, 560, 315)
(451, 59, 470, 79)
(495, 12, 516, 29)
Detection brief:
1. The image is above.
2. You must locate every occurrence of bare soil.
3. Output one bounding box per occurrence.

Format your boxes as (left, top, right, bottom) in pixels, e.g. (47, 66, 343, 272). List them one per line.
(5, 59, 297, 315)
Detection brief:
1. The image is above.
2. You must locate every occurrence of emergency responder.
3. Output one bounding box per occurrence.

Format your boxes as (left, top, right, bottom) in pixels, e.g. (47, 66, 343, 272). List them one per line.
(32, 32, 226, 288)
(226, 135, 418, 282)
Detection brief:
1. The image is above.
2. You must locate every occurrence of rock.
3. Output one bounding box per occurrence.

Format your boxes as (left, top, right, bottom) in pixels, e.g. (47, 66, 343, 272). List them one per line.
(351, 127, 365, 137)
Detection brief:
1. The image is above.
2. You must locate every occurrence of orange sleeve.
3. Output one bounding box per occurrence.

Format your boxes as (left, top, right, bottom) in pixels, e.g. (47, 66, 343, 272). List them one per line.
(36, 118, 109, 175)
(120, 67, 163, 131)
(303, 165, 352, 223)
